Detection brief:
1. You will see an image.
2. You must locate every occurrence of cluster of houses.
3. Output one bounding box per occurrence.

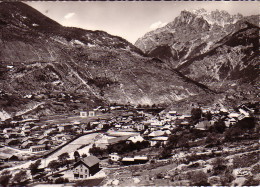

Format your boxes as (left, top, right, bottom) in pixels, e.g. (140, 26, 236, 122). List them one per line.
(86, 103, 256, 150)
(1, 102, 254, 154)
(0, 119, 82, 154)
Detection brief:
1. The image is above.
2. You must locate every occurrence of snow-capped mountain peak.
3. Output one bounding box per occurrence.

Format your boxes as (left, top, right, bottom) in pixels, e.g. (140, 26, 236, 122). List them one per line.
(192, 8, 244, 27)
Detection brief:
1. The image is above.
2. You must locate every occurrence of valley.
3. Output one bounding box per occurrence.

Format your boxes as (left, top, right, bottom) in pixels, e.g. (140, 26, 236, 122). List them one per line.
(0, 2, 259, 187)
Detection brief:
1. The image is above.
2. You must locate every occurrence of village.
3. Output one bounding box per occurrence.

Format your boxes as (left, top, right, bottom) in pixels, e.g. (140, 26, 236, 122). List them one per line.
(0, 102, 259, 186)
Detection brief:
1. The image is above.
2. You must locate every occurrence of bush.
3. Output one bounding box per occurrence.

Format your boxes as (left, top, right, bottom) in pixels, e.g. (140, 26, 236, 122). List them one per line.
(55, 177, 69, 184)
(208, 176, 221, 186)
(156, 173, 164, 179)
(233, 152, 259, 168)
(187, 162, 200, 168)
(188, 170, 209, 186)
(251, 164, 260, 174)
(0, 171, 12, 186)
(221, 172, 235, 186)
(243, 176, 259, 186)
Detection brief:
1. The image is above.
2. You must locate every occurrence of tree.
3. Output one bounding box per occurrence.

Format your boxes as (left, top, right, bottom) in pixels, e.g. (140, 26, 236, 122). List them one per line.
(29, 160, 41, 176)
(74, 151, 80, 162)
(82, 153, 87, 158)
(47, 160, 60, 172)
(160, 148, 171, 159)
(210, 120, 226, 133)
(86, 123, 92, 130)
(166, 135, 179, 148)
(191, 108, 202, 124)
(177, 135, 190, 150)
(154, 141, 161, 148)
(236, 117, 255, 129)
(189, 170, 209, 186)
(205, 133, 218, 144)
(12, 170, 28, 185)
(224, 126, 243, 141)
(89, 145, 106, 157)
(212, 157, 227, 175)
(204, 111, 212, 121)
(0, 171, 12, 187)
(102, 124, 110, 130)
(58, 152, 70, 165)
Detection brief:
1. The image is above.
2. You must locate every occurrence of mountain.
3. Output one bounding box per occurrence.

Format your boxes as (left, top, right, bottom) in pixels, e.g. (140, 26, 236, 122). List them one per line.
(135, 9, 259, 101)
(0, 2, 213, 119)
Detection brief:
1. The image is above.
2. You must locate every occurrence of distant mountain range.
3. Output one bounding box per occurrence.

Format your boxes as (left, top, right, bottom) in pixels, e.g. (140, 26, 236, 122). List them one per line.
(135, 9, 259, 108)
(0, 2, 217, 119)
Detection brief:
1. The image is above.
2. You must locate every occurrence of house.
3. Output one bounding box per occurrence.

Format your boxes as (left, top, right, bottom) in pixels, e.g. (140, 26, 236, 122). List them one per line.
(133, 156, 149, 164)
(175, 119, 192, 128)
(109, 153, 121, 161)
(53, 134, 69, 142)
(150, 136, 168, 146)
(44, 128, 57, 136)
(115, 124, 122, 129)
(121, 156, 149, 165)
(95, 135, 131, 148)
(3, 128, 13, 134)
(8, 155, 19, 161)
(148, 130, 166, 137)
(127, 135, 144, 143)
(38, 139, 52, 145)
(21, 125, 30, 131)
(224, 118, 236, 128)
(20, 141, 33, 149)
(80, 111, 88, 117)
(228, 113, 240, 119)
(20, 130, 31, 136)
(29, 144, 46, 152)
(8, 132, 20, 138)
(121, 157, 135, 165)
(5, 139, 20, 146)
(238, 108, 250, 117)
(73, 155, 100, 179)
(89, 111, 95, 117)
(58, 126, 65, 132)
(21, 137, 30, 143)
(168, 111, 177, 117)
(134, 123, 145, 131)
(195, 121, 210, 131)
(0, 155, 19, 162)
(38, 134, 48, 140)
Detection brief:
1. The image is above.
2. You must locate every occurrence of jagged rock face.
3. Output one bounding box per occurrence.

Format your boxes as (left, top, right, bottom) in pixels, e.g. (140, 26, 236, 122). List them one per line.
(135, 9, 259, 91)
(0, 2, 212, 116)
(178, 23, 259, 84)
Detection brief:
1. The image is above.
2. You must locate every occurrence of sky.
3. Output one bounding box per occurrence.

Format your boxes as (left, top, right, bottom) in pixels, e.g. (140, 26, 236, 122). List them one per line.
(26, 1, 259, 44)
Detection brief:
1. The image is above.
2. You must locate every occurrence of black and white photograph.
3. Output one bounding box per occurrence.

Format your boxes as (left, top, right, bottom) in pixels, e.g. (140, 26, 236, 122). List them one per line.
(0, 0, 259, 186)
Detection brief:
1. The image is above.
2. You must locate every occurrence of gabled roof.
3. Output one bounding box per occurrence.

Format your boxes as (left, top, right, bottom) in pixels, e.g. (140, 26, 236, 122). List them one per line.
(151, 136, 168, 141)
(21, 141, 33, 147)
(148, 130, 165, 137)
(76, 155, 100, 168)
(107, 135, 131, 144)
(30, 144, 46, 149)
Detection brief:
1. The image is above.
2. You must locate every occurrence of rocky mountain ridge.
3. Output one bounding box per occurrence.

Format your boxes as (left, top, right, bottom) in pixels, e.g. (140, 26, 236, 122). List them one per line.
(135, 9, 259, 100)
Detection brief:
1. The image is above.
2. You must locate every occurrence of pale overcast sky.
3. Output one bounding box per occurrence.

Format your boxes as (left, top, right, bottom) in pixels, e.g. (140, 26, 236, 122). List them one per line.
(26, 1, 259, 44)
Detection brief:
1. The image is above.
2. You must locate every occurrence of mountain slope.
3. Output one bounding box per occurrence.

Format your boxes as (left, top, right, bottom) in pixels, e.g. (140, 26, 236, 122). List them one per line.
(0, 2, 212, 118)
